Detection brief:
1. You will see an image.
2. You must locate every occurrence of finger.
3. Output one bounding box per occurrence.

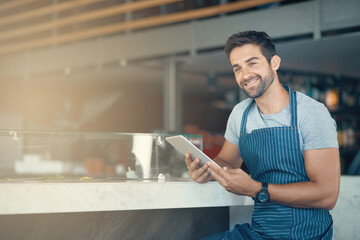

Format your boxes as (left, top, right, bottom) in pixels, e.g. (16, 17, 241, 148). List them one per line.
(184, 153, 193, 167)
(185, 154, 199, 171)
(207, 162, 226, 177)
(188, 159, 201, 176)
(207, 164, 228, 186)
(196, 168, 212, 183)
(207, 167, 222, 182)
(191, 158, 201, 170)
(191, 163, 209, 180)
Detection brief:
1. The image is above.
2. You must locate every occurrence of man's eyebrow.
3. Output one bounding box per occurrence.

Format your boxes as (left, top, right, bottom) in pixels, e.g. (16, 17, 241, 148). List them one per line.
(245, 57, 259, 63)
(231, 63, 240, 69)
(231, 57, 260, 69)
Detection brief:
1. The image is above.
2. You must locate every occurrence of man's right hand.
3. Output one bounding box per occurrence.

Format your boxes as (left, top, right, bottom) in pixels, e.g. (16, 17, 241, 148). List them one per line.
(185, 153, 212, 183)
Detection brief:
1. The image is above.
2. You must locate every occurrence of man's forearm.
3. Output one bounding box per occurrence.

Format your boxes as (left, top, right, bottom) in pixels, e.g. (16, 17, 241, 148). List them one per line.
(268, 181, 339, 210)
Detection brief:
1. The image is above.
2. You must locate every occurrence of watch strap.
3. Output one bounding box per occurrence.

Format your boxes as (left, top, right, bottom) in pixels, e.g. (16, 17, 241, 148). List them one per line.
(262, 182, 268, 191)
(255, 182, 270, 203)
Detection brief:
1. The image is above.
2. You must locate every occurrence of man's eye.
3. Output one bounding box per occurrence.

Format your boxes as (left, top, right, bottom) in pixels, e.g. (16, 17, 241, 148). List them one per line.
(234, 68, 240, 73)
(249, 62, 256, 66)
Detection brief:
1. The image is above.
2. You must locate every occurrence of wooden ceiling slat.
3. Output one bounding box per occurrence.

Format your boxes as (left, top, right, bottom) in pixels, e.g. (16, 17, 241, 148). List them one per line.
(0, 0, 40, 12)
(0, 0, 103, 27)
(0, 0, 282, 55)
(0, 0, 183, 42)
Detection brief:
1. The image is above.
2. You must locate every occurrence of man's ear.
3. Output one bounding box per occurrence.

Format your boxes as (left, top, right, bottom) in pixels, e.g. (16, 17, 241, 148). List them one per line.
(271, 55, 281, 71)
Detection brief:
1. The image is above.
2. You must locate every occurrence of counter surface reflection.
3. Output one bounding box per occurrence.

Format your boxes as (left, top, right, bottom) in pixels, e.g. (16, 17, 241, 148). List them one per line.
(0, 130, 202, 181)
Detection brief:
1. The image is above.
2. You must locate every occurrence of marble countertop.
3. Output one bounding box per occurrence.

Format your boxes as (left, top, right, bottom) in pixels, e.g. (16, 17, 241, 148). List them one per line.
(0, 180, 253, 215)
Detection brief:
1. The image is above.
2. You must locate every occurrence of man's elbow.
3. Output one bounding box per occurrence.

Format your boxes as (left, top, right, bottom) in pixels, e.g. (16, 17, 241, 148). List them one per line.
(320, 177, 340, 210)
(323, 192, 339, 210)
(324, 199, 336, 210)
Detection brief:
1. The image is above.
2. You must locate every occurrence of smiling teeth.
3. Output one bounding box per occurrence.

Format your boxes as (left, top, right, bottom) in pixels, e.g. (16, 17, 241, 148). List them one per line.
(245, 79, 257, 86)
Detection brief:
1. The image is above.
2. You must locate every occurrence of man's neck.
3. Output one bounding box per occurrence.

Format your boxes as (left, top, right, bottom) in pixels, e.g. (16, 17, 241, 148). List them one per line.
(254, 80, 289, 115)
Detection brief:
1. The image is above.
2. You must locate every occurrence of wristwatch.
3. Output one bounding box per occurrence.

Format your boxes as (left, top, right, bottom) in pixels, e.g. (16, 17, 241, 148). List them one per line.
(256, 182, 270, 203)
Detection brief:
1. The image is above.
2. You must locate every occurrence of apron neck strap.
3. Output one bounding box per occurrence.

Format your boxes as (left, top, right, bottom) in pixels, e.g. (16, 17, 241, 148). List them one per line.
(284, 85, 297, 127)
(240, 85, 298, 134)
(240, 99, 253, 133)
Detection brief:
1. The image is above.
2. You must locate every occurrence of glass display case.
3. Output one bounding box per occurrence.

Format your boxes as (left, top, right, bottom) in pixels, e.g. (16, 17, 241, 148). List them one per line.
(0, 129, 202, 181)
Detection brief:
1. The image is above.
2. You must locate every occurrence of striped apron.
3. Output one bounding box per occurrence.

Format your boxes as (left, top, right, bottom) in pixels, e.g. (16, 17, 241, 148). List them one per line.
(203, 86, 333, 240)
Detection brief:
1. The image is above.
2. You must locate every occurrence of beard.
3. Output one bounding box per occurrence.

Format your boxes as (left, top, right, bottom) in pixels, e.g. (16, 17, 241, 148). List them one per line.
(240, 68, 275, 99)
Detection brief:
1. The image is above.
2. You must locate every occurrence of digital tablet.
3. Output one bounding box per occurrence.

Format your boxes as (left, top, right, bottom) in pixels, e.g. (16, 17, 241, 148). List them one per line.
(165, 135, 220, 168)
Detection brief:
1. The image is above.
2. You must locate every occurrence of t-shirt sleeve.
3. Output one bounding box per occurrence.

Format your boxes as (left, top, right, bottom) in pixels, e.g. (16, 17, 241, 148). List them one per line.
(224, 109, 239, 145)
(224, 104, 244, 145)
(300, 102, 339, 150)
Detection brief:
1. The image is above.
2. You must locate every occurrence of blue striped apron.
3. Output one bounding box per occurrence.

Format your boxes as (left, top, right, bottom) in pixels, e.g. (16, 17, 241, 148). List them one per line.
(203, 86, 333, 240)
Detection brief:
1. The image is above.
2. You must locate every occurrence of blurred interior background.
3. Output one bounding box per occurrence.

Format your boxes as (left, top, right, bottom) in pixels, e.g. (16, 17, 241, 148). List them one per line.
(0, 0, 359, 176)
(0, 1, 359, 239)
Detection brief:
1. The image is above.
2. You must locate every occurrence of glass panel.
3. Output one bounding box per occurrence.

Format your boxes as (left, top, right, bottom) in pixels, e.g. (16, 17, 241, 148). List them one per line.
(0, 130, 202, 181)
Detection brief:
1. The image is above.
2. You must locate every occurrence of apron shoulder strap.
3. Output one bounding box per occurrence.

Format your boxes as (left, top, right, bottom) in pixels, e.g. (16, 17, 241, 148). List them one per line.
(240, 99, 254, 134)
(239, 85, 298, 134)
(283, 84, 298, 127)
(289, 88, 298, 127)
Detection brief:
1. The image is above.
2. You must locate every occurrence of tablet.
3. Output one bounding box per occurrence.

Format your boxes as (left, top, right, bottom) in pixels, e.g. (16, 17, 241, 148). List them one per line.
(165, 135, 220, 168)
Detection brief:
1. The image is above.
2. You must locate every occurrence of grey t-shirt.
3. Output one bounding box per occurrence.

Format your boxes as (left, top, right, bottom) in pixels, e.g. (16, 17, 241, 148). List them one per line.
(224, 91, 339, 154)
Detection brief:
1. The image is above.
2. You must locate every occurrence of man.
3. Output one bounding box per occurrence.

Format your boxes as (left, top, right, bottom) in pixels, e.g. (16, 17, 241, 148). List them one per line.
(185, 31, 340, 239)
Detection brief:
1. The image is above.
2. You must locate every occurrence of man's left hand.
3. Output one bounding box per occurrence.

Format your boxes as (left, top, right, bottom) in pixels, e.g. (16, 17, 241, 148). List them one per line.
(207, 162, 260, 197)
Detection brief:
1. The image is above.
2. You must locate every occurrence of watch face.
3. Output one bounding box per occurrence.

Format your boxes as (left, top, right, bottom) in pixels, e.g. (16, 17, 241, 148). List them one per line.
(257, 191, 269, 203)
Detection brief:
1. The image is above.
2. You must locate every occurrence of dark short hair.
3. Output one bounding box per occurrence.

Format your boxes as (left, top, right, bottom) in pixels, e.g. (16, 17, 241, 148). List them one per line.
(224, 31, 276, 63)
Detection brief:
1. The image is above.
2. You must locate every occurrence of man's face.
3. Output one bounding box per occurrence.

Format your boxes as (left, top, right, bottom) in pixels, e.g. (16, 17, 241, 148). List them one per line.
(229, 44, 274, 98)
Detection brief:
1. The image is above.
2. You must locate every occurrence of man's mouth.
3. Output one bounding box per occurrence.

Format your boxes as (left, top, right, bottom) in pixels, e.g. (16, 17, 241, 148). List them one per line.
(243, 77, 260, 87)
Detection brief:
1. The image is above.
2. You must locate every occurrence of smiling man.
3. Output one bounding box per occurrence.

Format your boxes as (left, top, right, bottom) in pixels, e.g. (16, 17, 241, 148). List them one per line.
(185, 31, 340, 239)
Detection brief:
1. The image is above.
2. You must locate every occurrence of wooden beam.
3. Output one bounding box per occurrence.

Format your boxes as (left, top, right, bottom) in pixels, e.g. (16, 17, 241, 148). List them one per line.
(0, 0, 103, 27)
(0, 0, 183, 42)
(0, 0, 40, 12)
(0, 0, 282, 55)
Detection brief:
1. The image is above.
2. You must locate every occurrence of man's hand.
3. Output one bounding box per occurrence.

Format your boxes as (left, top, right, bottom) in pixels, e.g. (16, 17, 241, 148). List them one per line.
(207, 162, 260, 197)
(185, 153, 212, 183)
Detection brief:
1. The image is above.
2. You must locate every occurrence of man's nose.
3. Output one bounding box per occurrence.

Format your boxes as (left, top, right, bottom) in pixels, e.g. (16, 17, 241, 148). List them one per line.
(241, 67, 252, 80)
